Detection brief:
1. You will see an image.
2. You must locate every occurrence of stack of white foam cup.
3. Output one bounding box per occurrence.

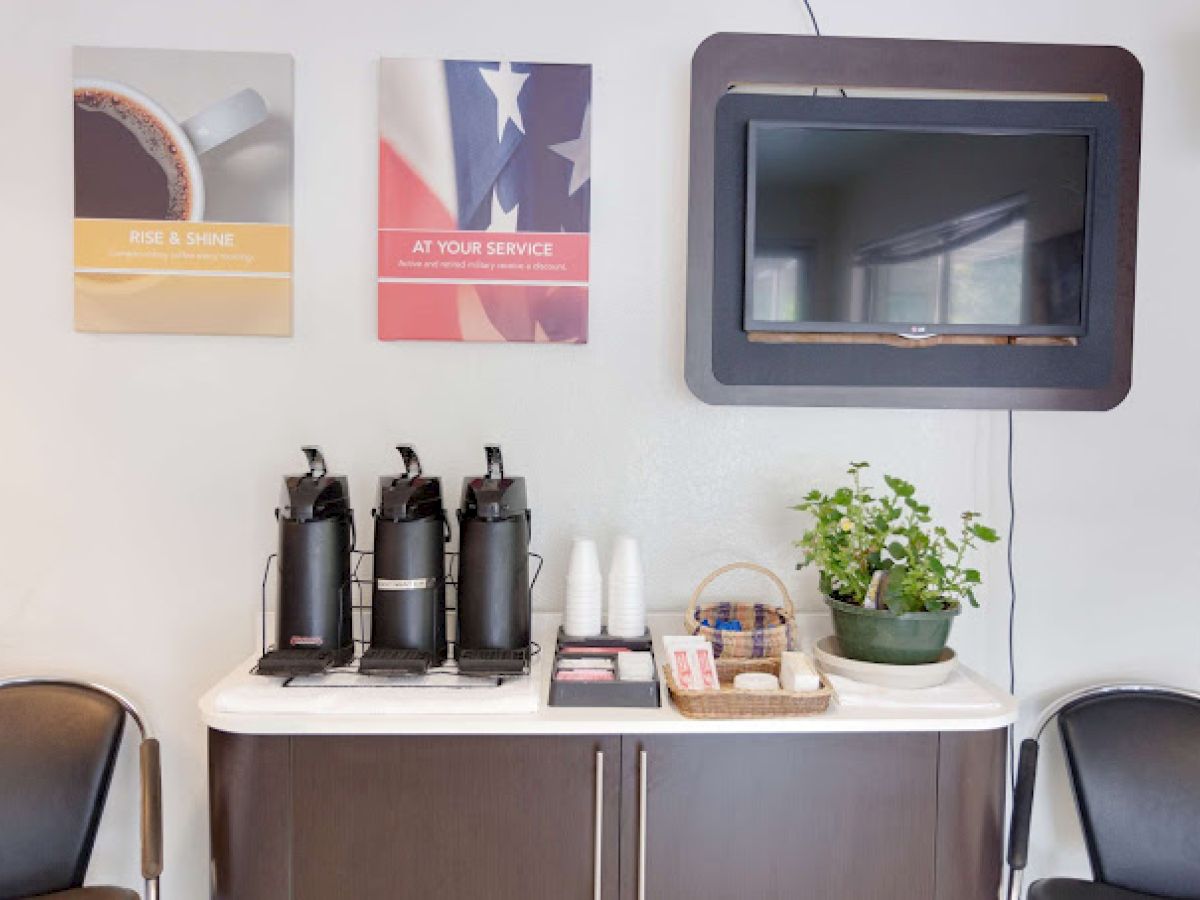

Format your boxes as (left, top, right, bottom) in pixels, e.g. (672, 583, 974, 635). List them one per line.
(606, 535, 646, 638)
(563, 537, 603, 637)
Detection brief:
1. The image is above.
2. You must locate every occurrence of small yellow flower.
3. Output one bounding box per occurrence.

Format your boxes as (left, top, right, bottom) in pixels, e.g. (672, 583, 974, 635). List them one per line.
(838, 516, 854, 533)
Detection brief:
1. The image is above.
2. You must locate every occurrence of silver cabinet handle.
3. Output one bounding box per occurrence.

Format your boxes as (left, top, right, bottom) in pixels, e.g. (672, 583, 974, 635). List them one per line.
(638, 749, 648, 900)
(594, 749, 604, 900)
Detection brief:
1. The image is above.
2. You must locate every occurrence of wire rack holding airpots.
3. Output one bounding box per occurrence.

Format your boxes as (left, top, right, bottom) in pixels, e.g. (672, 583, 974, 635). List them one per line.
(254, 444, 542, 683)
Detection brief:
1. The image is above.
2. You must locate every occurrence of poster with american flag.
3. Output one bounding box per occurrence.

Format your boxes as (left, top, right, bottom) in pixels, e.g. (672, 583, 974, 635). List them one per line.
(379, 58, 591, 342)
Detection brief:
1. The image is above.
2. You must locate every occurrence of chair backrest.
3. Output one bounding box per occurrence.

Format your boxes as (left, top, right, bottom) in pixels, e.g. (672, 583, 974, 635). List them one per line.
(1058, 688, 1200, 899)
(0, 682, 126, 899)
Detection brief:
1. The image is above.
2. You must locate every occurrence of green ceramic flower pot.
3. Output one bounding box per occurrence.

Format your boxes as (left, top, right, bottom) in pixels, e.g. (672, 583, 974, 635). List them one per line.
(825, 596, 959, 665)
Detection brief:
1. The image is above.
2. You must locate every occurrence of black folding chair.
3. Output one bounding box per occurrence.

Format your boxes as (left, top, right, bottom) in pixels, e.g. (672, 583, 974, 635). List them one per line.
(1007, 684, 1200, 900)
(0, 678, 162, 900)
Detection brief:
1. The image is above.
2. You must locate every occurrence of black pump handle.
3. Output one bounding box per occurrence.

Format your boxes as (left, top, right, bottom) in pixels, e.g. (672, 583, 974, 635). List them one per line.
(396, 445, 422, 479)
(485, 445, 504, 480)
(301, 446, 327, 479)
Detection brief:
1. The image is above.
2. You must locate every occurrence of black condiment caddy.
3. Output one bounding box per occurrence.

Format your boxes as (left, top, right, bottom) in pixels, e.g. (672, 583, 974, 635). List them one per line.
(548, 628, 661, 708)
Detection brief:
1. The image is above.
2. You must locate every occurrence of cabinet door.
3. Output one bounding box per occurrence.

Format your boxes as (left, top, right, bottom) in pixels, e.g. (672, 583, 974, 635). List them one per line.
(291, 735, 621, 900)
(620, 734, 939, 900)
(934, 730, 1007, 900)
(209, 730, 291, 900)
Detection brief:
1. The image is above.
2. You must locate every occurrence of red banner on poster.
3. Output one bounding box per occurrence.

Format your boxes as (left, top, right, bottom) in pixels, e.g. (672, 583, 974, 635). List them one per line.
(379, 230, 588, 283)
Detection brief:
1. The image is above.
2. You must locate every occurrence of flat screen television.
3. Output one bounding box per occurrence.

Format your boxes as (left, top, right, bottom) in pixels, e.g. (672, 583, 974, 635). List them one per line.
(744, 121, 1094, 337)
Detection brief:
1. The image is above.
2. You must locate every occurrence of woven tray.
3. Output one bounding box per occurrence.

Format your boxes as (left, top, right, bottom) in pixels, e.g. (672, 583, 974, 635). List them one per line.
(663, 658, 834, 719)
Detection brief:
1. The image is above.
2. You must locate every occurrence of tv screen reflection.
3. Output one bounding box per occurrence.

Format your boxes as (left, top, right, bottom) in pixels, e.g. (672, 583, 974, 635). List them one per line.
(746, 124, 1090, 336)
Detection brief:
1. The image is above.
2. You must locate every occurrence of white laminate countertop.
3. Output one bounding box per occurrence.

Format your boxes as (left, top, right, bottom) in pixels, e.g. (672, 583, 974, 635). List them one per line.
(200, 613, 1016, 735)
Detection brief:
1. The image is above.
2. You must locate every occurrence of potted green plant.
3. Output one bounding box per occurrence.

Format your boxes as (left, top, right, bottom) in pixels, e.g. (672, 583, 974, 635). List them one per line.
(793, 462, 999, 665)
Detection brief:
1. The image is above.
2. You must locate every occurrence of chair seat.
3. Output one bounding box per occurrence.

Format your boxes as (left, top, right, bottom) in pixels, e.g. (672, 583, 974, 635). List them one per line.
(25, 888, 139, 900)
(1030, 878, 1165, 900)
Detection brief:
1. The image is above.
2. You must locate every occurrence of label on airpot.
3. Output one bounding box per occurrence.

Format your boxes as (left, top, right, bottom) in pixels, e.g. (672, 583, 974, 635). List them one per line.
(377, 577, 439, 591)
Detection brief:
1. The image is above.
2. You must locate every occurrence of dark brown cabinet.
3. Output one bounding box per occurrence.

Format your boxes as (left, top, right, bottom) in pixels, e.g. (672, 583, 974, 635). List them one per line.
(621, 734, 939, 900)
(291, 736, 621, 900)
(209, 728, 1005, 900)
(210, 731, 620, 900)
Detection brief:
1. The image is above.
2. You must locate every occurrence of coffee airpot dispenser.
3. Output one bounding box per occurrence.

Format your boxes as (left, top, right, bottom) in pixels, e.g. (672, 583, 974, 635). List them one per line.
(455, 446, 532, 675)
(257, 447, 355, 676)
(360, 445, 449, 675)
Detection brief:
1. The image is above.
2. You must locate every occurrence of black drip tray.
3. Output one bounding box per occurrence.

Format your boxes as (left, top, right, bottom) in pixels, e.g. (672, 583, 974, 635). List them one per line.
(256, 648, 337, 677)
(359, 647, 435, 675)
(457, 647, 531, 676)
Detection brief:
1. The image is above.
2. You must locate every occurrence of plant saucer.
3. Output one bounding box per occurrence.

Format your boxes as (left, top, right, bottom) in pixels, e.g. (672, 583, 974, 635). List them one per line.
(814, 635, 957, 689)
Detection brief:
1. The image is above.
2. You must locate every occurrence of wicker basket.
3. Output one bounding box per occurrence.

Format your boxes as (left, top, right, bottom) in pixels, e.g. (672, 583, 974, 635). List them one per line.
(664, 657, 834, 719)
(685, 562, 796, 660)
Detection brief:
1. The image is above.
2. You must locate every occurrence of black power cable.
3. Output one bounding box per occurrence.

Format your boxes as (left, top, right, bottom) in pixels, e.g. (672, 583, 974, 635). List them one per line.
(1007, 410, 1017, 696)
(797, 0, 849, 97)
(1007, 409, 1018, 787)
(800, 0, 825, 35)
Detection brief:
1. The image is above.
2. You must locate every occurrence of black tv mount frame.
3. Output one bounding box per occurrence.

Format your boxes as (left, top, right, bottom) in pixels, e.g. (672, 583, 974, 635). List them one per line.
(684, 34, 1143, 410)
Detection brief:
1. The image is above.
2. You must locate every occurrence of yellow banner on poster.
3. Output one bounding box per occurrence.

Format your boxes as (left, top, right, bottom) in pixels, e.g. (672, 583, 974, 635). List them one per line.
(74, 219, 291, 275)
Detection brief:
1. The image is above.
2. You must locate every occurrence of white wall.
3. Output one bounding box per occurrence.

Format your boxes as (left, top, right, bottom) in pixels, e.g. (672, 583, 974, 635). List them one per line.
(1, 0, 1197, 896)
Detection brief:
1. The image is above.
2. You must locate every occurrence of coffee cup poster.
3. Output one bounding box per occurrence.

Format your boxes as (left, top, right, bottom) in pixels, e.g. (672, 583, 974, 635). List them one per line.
(73, 47, 293, 336)
(378, 58, 591, 343)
